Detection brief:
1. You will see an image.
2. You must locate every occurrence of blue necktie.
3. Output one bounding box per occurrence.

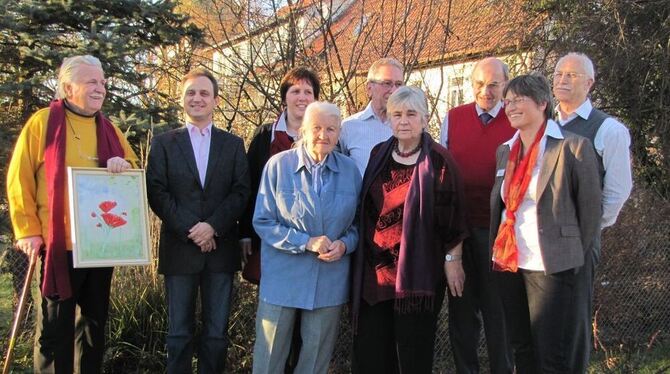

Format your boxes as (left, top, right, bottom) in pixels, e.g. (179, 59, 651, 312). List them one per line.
(480, 112, 493, 125)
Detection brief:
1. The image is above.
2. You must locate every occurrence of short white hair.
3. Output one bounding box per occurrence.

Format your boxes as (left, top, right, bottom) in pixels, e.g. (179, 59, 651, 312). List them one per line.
(387, 86, 429, 124)
(295, 101, 342, 149)
(302, 101, 342, 129)
(56, 55, 103, 99)
(367, 57, 404, 81)
(557, 52, 595, 80)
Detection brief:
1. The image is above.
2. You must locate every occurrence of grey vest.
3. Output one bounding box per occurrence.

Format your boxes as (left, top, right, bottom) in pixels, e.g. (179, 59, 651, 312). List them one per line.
(561, 107, 608, 181)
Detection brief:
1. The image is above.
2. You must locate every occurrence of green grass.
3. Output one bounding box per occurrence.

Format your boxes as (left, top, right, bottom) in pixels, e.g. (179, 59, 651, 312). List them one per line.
(589, 340, 670, 373)
(0, 272, 35, 372)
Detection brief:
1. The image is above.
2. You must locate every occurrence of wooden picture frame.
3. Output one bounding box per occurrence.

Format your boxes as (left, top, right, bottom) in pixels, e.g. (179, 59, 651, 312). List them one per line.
(67, 167, 151, 268)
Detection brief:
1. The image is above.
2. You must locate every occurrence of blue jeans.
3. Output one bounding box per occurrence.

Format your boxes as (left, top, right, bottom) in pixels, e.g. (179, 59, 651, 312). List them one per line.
(165, 272, 234, 374)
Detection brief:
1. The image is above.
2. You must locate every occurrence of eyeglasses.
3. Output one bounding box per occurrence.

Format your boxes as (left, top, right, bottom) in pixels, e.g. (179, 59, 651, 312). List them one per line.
(370, 80, 404, 89)
(503, 97, 529, 107)
(552, 71, 586, 80)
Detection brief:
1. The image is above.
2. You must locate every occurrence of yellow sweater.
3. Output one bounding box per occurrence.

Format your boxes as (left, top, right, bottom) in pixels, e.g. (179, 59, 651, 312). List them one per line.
(7, 107, 138, 249)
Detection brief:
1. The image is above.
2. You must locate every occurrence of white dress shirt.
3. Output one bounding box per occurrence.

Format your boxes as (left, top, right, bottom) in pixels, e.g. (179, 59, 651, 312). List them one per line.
(499, 120, 564, 271)
(556, 99, 633, 228)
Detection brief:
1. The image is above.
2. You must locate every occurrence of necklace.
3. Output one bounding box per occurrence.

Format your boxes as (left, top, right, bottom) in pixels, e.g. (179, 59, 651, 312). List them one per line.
(394, 139, 422, 157)
(66, 117, 99, 162)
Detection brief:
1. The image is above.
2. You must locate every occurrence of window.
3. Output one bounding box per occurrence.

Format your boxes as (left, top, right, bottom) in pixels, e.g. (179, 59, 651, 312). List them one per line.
(448, 77, 464, 108)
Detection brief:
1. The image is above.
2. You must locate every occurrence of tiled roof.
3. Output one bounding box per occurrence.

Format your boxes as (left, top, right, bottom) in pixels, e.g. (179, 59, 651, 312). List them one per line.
(307, 0, 544, 72)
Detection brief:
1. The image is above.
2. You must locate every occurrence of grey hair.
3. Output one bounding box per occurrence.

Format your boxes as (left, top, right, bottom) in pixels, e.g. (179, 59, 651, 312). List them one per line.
(387, 86, 429, 124)
(295, 101, 342, 148)
(503, 74, 554, 120)
(367, 57, 404, 81)
(557, 52, 595, 80)
(56, 55, 103, 99)
(471, 57, 510, 81)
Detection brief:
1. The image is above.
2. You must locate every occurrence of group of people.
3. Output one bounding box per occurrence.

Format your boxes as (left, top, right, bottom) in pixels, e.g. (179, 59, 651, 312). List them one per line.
(7, 51, 631, 374)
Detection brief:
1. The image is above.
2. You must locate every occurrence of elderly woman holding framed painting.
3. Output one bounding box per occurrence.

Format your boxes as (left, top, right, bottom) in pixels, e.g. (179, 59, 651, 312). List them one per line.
(252, 101, 361, 374)
(351, 86, 469, 373)
(490, 74, 601, 372)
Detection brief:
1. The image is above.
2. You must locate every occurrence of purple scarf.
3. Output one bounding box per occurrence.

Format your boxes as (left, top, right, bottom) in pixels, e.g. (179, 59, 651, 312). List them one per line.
(352, 132, 438, 324)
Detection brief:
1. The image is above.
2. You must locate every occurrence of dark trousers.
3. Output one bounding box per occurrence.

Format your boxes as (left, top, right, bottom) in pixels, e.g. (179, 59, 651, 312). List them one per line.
(34, 253, 113, 374)
(352, 286, 445, 374)
(496, 267, 589, 374)
(165, 271, 234, 374)
(448, 227, 512, 374)
(569, 235, 600, 373)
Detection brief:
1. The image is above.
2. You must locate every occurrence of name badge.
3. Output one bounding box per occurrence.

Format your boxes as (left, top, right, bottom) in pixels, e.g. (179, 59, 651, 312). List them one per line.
(496, 169, 505, 177)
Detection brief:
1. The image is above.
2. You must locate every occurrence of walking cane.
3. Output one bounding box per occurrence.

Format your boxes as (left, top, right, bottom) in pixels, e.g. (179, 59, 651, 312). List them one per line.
(2, 248, 38, 374)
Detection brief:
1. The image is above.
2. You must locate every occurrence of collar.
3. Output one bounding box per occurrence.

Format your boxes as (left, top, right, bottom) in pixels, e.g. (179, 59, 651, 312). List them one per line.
(555, 99, 593, 123)
(296, 146, 338, 174)
(186, 122, 213, 134)
(275, 111, 288, 132)
(353, 102, 386, 124)
(476, 101, 504, 119)
(63, 99, 98, 118)
(503, 119, 564, 147)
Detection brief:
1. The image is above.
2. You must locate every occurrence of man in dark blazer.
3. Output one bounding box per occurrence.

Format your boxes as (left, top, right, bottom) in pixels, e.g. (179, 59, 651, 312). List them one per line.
(146, 67, 250, 374)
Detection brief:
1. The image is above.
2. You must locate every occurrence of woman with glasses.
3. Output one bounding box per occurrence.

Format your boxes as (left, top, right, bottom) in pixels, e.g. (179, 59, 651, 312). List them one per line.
(490, 74, 601, 372)
(350, 86, 468, 373)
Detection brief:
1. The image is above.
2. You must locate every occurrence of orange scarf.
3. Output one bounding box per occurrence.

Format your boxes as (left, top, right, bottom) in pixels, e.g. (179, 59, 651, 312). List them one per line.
(492, 123, 546, 272)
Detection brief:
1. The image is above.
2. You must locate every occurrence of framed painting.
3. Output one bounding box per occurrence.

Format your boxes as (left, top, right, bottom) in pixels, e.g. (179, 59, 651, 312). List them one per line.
(67, 167, 151, 268)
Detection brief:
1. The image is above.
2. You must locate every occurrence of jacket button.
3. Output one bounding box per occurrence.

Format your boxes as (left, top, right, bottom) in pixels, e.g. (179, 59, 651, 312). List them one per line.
(538, 228, 543, 234)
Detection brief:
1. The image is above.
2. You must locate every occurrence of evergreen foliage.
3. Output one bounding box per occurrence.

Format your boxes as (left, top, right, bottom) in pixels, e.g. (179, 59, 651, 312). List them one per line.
(526, 0, 670, 198)
(0, 0, 203, 141)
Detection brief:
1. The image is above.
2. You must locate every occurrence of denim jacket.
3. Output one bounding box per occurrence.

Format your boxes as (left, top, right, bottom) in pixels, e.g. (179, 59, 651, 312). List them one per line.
(253, 146, 362, 309)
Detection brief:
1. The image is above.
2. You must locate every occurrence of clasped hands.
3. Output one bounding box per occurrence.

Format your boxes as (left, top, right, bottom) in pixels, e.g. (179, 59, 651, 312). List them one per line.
(189, 222, 216, 253)
(306, 236, 346, 262)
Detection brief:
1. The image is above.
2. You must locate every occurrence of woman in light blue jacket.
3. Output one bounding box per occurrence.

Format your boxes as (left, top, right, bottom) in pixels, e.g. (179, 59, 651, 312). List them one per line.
(252, 101, 362, 374)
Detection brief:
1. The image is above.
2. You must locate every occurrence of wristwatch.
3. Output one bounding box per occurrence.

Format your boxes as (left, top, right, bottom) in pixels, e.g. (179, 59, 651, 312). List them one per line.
(445, 253, 462, 262)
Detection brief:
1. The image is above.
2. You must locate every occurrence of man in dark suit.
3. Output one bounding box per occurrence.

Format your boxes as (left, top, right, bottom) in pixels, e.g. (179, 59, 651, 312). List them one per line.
(146, 67, 250, 373)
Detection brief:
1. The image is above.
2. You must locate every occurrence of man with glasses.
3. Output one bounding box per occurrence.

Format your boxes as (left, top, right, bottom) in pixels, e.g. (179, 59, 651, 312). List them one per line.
(439, 57, 515, 374)
(339, 57, 404, 174)
(552, 52, 632, 371)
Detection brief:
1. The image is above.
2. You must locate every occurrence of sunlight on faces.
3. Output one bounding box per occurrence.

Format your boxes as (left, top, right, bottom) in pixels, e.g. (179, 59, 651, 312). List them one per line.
(285, 79, 316, 120)
(389, 101, 427, 145)
(366, 65, 404, 114)
(552, 55, 594, 109)
(471, 59, 507, 112)
(387, 86, 429, 146)
(64, 64, 107, 115)
(182, 76, 219, 127)
(504, 93, 547, 132)
(302, 104, 341, 162)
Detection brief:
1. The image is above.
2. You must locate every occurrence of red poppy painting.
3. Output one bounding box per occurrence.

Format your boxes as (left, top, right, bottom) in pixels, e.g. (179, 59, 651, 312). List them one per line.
(68, 168, 151, 268)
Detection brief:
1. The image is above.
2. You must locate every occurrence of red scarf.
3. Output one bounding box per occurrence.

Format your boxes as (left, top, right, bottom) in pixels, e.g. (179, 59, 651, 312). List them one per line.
(491, 123, 546, 272)
(43, 99, 125, 299)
